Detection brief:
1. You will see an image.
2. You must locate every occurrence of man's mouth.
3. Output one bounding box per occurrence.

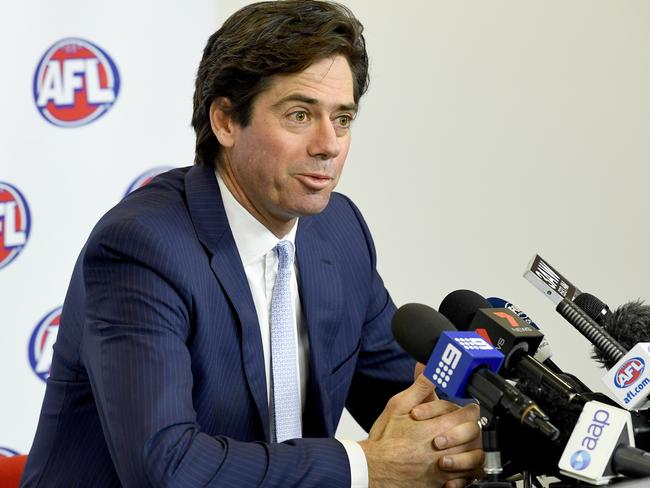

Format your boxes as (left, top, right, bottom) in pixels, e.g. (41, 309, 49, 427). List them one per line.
(294, 173, 333, 191)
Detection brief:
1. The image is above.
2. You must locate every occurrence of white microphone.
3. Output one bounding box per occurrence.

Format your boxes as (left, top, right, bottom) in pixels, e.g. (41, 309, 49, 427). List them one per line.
(558, 400, 635, 485)
(602, 343, 650, 411)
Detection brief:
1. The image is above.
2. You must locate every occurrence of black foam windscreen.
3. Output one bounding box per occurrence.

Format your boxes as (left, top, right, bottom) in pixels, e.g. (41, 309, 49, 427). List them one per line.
(605, 300, 650, 348)
(438, 289, 492, 330)
(391, 303, 456, 364)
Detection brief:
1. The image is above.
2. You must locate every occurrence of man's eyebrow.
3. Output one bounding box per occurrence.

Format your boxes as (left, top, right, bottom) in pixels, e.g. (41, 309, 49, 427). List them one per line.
(272, 94, 358, 113)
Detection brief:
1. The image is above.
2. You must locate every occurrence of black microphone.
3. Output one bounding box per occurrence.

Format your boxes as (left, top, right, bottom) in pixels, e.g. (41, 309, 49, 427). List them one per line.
(483, 295, 611, 395)
(524, 254, 627, 364)
(486, 296, 557, 368)
(575, 293, 650, 369)
(439, 289, 583, 404)
(391, 303, 560, 439)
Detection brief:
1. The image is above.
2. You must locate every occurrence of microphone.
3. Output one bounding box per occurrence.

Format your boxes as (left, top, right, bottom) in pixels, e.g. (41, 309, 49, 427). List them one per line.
(574, 292, 611, 328)
(486, 296, 600, 392)
(575, 293, 650, 369)
(391, 303, 560, 440)
(440, 290, 650, 438)
(557, 400, 650, 484)
(568, 292, 650, 410)
(487, 296, 555, 367)
(439, 290, 583, 404)
(496, 376, 650, 483)
(484, 296, 608, 395)
(601, 344, 650, 411)
(524, 254, 627, 364)
(599, 300, 650, 352)
(480, 290, 650, 449)
(433, 293, 650, 480)
(486, 297, 541, 329)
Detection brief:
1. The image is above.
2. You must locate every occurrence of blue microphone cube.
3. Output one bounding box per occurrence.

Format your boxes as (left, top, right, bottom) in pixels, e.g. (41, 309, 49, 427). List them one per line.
(424, 331, 505, 399)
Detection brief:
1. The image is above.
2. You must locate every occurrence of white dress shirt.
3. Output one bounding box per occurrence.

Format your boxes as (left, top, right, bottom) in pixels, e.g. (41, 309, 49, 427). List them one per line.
(216, 171, 368, 487)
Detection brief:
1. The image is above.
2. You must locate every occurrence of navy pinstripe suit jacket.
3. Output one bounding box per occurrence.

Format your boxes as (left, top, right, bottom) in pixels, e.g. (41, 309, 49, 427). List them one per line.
(21, 164, 414, 487)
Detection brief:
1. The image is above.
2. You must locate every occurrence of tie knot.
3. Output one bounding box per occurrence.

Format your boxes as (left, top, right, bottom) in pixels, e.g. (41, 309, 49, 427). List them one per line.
(275, 240, 294, 270)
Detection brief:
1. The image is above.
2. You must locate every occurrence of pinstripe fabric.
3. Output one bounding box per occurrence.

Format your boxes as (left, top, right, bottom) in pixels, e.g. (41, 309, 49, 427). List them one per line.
(20, 164, 415, 487)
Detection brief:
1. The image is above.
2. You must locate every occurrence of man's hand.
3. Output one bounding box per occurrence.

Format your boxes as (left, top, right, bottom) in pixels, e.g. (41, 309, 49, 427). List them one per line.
(411, 362, 484, 487)
(359, 374, 484, 488)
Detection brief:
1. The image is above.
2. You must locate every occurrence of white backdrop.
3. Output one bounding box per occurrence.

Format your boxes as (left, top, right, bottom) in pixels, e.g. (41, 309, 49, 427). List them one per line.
(2, 0, 650, 467)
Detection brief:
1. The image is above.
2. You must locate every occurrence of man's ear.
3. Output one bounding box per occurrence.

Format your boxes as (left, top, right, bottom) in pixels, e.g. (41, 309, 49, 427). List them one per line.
(209, 97, 237, 148)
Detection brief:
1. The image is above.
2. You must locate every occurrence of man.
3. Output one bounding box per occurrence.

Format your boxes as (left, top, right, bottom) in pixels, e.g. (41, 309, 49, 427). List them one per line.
(21, 1, 483, 487)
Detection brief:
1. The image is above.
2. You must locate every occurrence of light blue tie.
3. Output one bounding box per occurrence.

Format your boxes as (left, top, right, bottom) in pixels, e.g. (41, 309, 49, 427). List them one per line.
(270, 240, 302, 443)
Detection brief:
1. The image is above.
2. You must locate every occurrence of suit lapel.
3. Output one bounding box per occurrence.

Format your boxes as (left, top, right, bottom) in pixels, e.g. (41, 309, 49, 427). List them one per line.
(296, 217, 344, 437)
(185, 164, 270, 441)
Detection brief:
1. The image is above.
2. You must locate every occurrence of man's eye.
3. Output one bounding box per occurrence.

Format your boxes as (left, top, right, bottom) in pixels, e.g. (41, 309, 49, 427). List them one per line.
(290, 111, 308, 122)
(337, 115, 352, 127)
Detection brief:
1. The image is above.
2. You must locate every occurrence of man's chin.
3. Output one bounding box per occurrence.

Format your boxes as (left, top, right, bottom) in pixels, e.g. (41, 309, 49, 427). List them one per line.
(291, 194, 334, 218)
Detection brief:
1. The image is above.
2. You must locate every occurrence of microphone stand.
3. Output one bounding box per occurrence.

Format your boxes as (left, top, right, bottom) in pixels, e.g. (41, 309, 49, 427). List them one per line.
(473, 407, 516, 488)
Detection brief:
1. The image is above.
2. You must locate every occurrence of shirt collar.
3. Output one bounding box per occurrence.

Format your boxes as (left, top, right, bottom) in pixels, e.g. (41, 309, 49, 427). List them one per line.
(216, 169, 297, 266)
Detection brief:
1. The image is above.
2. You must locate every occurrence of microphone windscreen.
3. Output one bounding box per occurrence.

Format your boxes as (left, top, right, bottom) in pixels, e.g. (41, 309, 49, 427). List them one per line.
(580, 298, 650, 368)
(439, 289, 492, 330)
(604, 300, 650, 351)
(391, 303, 456, 363)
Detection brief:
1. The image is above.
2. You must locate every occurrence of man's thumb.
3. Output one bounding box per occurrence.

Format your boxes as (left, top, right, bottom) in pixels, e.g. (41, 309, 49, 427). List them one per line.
(388, 374, 435, 414)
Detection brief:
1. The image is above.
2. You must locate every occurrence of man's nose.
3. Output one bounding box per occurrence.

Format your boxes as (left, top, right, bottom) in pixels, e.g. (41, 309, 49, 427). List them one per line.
(307, 119, 341, 160)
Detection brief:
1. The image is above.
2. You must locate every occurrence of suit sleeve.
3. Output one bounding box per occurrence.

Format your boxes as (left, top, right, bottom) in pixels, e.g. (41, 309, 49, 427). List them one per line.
(81, 218, 350, 488)
(338, 198, 417, 432)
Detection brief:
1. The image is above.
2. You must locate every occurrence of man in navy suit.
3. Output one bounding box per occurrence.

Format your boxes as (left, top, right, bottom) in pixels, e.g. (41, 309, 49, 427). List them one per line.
(22, 1, 483, 487)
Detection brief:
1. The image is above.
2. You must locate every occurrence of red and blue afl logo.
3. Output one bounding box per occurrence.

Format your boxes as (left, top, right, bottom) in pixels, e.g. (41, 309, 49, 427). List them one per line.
(614, 357, 645, 388)
(0, 447, 20, 457)
(28, 307, 62, 382)
(34, 38, 120, 127)
(0, 182, 31, 270)
(125, 166, 173, 196)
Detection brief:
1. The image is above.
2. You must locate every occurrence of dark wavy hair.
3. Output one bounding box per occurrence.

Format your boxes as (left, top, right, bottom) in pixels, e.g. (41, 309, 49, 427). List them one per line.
(191, 0, 369, 167)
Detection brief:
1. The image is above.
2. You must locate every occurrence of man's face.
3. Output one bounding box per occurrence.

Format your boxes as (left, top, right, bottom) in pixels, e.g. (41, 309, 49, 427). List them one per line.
(218, 55, 356, 235)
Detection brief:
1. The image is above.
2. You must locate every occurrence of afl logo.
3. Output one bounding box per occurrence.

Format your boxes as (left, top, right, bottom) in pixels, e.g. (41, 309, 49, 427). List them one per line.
(125, 166, 173, 196)
(28, 307, 62, 382)
(0, 447, 20, 457)
(33, 38, 120, 127)
(614, 357, 645, 388)
(0, 182, 31, 270)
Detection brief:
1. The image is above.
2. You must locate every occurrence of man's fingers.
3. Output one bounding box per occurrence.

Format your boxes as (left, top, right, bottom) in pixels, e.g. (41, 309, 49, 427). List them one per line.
(432, 416, 481, 450)
(385, 374, 436, 415)
(369, 374, 439, 439)
(410, 399, 458, 420)
(438, 448, 485, 474)
(419, 402, 480, 441)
